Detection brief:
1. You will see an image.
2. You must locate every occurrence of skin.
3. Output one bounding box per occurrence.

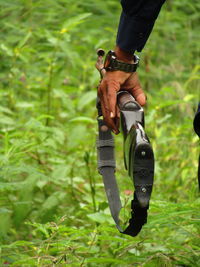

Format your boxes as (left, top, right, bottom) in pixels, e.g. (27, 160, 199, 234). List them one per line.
(98, 46, 146, 134)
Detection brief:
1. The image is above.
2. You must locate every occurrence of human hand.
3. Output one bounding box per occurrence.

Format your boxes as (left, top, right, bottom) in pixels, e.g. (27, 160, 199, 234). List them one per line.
(98, 70, 146, 134)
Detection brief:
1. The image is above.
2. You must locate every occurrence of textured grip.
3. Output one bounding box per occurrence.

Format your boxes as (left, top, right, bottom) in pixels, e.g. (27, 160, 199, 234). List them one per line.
(97, 119, 116, 172)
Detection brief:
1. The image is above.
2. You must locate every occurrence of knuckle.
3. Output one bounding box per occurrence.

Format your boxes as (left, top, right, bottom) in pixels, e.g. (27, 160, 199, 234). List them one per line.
(107, 92, 113, 99)
(98, 86, 104, 96)
(107, 79, 119, 88)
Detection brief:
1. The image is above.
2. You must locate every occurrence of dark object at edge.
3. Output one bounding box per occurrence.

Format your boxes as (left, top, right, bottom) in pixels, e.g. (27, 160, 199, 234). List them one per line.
(194, 102, 200, 137)
(193, 102, 200, 191)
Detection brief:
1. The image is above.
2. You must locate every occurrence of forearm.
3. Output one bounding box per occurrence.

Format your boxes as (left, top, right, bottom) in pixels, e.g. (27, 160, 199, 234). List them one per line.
(117, 0, 166, 53)
(114, 45, 134, 62)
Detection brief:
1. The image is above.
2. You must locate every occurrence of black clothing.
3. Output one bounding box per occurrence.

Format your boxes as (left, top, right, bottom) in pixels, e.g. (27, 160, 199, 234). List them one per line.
(194, 103, 200, 138)
(117, 0, 166, 53)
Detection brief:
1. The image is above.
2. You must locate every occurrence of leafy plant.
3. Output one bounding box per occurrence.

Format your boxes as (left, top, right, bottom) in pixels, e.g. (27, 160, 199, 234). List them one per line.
(0, 0, 199, 266)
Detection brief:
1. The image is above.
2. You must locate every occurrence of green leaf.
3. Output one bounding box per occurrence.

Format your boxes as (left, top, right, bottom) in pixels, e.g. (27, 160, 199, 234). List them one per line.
(87, 257, 124, 264)
(78, 91, 97, 110)
(183, 94, 195, 102)
(61, 13, 92, 32)
(0, 116, 14, 125)
(87, 212, 111, 223)
(39, 192, 66, 222)
(69, 116, 95, 124)
(17, 31, 32, 48)
(0, 208, 12, 238)
(13, 174, 40, 227)
(0, 44, 13, 56)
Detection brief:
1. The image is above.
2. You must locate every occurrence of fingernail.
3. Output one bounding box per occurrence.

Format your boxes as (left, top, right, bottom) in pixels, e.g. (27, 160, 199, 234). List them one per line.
(110, 112, 114, 118)
(113, 129, 119, 135)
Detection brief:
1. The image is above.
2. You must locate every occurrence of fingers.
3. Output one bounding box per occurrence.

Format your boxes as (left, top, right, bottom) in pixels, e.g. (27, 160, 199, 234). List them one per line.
(133, 83, 146, 106)
(97, 71, 134, 134)
(98, 80, 119, 134)
(136, 93, 146, 106)
(131, 73, 146, 106)
(124, 73, 146, 106)
(107, 80, 120, 118)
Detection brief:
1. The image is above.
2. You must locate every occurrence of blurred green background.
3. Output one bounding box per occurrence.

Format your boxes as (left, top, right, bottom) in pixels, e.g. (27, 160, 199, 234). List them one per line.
(0, 0, 199, 266)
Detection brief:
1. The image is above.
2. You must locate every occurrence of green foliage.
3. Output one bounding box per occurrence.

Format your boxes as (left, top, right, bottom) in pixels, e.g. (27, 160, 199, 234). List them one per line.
(0, 0, 199, 266)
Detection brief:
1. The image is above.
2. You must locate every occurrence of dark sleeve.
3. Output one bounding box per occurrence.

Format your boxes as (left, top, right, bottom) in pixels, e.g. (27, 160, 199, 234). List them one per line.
(116, 0, 166, 53)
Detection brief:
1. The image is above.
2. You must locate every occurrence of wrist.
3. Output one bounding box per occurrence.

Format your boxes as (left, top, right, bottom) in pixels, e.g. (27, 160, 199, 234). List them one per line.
(114, 46, 134, 63)
(104, 50, 139, 73)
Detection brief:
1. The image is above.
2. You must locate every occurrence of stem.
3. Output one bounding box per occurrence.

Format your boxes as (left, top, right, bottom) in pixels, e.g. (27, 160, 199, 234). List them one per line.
(84, 151, 96, 212)
(87, 163, 96, 212)
(45, 33, 61, 126)
(70, 163, 76, 199)
(46, 59, 54, 126)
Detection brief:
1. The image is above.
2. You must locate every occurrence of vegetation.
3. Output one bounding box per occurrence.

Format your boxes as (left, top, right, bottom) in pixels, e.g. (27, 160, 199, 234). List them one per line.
(0, 0, 199, 266)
